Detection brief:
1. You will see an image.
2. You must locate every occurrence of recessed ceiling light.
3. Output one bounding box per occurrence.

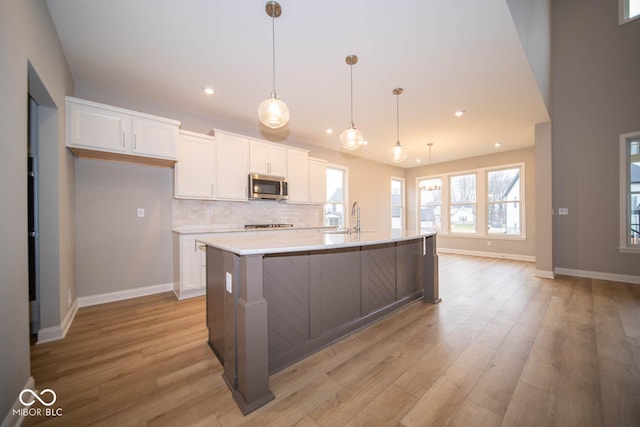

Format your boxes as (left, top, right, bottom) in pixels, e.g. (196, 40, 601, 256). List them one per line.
(203, 87, 215, 95)
(454, 110, 465, 117)
(362, 140, 368, 146)
(494, 142, 502, 148)
(325, 128, 333, 134)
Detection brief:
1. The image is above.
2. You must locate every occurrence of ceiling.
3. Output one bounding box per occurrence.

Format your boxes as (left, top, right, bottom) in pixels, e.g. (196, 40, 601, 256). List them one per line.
(46, 0, 549, 167)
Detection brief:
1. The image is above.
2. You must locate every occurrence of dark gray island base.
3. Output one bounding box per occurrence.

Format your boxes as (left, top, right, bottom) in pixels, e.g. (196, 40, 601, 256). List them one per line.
(205, 232, 439, 415)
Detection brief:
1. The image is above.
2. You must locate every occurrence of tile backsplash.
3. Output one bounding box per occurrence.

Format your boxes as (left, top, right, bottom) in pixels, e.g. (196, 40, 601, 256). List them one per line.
(173, 199, 324, 229)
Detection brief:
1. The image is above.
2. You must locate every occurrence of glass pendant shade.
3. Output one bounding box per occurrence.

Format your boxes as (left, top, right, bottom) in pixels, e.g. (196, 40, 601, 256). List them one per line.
(340, 124, 364, 151)
(258, 95, 289, 129)
(387, 142, 407, 163)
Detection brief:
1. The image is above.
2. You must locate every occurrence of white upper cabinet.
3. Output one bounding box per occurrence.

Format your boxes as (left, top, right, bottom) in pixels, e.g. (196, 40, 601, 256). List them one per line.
(287, 149, 310, 203)
(309, 157, 328, 204)
(215, 130, 250, 201)
(175, 130, 216, 199)
(66, 96, 180, 165)
(249, 140, 287, 177)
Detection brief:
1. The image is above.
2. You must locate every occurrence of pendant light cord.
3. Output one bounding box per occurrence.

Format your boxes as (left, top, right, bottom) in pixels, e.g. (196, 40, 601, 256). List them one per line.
(349, 64, 354, 128)
(271, 14, 276, 97)
(396, 92, 400, 145)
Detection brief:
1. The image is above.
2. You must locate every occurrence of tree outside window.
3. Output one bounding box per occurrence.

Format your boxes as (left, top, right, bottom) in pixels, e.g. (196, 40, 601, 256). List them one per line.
(325, 166, 347, 228)
(418, 178, 442, 230)
(487, 167, 521, 235)
(450, 174, 476, 233)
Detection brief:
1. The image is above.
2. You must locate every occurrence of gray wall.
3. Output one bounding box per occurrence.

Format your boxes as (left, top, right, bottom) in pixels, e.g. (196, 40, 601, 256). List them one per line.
(552, 0, 640, 275)
(405, 147, 536, 259)
(535, 122, 553, 275)
(74, 159, 173, 297)
(0, 0, 73, 419)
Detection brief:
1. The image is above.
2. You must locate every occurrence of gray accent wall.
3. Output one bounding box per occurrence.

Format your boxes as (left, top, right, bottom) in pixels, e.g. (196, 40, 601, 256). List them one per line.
(552, 0, 640, 276)
(0, 0, 73, 419)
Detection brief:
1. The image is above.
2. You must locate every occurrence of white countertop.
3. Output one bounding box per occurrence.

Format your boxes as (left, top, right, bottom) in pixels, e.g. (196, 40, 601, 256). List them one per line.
(200, 228, 438, 256)
(172, 225, 336, 234)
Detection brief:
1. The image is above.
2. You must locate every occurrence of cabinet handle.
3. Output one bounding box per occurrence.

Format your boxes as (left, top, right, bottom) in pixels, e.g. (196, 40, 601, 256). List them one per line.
(211, 183, 214, 196)
(134, 134, 137, 150)
(122, 132, 125, 148)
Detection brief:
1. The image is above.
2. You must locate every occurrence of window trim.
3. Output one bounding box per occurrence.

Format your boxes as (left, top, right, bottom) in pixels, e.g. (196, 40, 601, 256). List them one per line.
(416, 162, 526, 240)
(324, 163, 349, 229)
(619, 0, 640, 25)
(390, 176, 405, 230)
(619, 131, 640, 253)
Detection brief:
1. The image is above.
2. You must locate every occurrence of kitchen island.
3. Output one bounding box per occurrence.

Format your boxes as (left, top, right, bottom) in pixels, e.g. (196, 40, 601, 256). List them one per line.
(202, 228, 439, 414)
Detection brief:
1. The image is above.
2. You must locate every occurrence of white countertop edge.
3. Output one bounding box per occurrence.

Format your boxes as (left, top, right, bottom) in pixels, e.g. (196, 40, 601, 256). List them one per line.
(201, 229, 438, 256)
(172, 225, 337, 234)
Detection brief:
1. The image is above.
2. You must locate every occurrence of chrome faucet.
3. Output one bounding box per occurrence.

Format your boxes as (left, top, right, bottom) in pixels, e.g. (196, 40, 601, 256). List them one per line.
(351, 200, 361, 234)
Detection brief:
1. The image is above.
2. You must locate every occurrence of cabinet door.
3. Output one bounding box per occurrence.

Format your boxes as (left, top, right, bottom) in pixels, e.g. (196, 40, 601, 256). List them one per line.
(132, 117, 177, 159)
(309, 159, 327, 203)
(181, 236, 203, 292)
(268, 145, 288, 177)
(287, 149, 309, 202)
(249, 141, 270, 174)
(216, 132, 249, 200)
(67, 101, 129, 153)
(175, 131, 216, 199)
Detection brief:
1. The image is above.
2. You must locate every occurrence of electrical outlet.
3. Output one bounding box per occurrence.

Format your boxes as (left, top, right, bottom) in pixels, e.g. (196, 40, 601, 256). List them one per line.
(137, 208, 145, 218)
(487, 240, 492, 247)
(558, 208, 569, 216)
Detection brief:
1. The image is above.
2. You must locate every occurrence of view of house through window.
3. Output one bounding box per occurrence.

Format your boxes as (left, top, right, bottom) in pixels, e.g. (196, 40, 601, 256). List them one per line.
(391, 178, 404, 229)
(418, 178, 442, 230)
(325, 166, 347, 228)
(487, 167, 521, 235)
(450, 174, 477, 233)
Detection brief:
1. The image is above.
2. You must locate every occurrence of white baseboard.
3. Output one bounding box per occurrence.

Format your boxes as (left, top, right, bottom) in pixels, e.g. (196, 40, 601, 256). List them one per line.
(554, 268, 640, 285)
(36, 299, 78, 344)
(438, 248, 535, 262)
(77, 282, 174, 308)
(535, 270, 556, 279)
(173, 288, 206, 300)
(1, 376, 34, 427)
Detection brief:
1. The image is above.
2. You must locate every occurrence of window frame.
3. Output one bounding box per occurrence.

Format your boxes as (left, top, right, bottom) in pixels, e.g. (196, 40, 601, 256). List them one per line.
(390, 177, 405, 230)
(486, 165, 525, 237)
(416, 162, 526, 240)
(619, 0, 640, 25)
(324, 164, 349, 229)
(619, 131, 640, 252)
(416, 176, 444, 231)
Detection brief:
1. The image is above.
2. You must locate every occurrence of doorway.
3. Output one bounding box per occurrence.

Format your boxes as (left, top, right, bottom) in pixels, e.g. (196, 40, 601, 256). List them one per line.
(28, 95, 40, 337)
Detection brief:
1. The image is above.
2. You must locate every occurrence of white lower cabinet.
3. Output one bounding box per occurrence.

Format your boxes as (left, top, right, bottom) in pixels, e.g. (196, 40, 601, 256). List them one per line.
(174, 233, 209, 300)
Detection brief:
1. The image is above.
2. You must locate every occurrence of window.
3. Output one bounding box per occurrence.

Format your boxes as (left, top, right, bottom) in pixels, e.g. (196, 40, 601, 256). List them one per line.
(619, 0, 640, 24)
(325, 165, 348, 228)
(418, 178, 442, 230)
(416, 163, 525, 239)
(391, 177, 405, 229)
(487, 167, 521, 235)
(450, 173, 477, 233)
(620, 132, 640, 251)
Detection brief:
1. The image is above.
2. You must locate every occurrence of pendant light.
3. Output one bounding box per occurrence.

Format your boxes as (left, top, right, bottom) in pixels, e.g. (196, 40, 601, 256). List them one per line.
(420, 143, 442, 191)
(387, 88, 407, 163)
(340, 55, 364, 150)
(258, 1, 289, 129)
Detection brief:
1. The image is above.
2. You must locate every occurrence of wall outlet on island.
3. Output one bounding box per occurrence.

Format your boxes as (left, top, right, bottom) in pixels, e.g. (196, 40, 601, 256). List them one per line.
(225, 272, 232, 294)
(487, 240, 492, 247)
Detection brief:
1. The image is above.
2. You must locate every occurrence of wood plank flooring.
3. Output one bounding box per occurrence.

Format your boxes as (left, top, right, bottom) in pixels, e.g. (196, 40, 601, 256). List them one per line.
(25, 255, 640, 426)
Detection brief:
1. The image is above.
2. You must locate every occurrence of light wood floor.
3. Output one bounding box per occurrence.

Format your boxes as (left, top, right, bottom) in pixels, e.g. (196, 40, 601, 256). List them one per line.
(26, 255, 640, 426)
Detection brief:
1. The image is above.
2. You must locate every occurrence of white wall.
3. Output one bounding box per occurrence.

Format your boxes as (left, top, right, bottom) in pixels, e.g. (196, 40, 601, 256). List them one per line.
(0, 0, 73, 419)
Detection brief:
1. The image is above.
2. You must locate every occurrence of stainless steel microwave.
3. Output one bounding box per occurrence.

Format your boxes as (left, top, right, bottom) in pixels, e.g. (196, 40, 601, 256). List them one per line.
(248, 173, 288, 201)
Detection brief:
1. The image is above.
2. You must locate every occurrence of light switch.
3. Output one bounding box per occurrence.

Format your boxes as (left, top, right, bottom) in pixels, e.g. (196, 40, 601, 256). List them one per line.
(558, 208, 569, 215)
(225, 272, 232, 294)
(137, 208, 145, 217)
